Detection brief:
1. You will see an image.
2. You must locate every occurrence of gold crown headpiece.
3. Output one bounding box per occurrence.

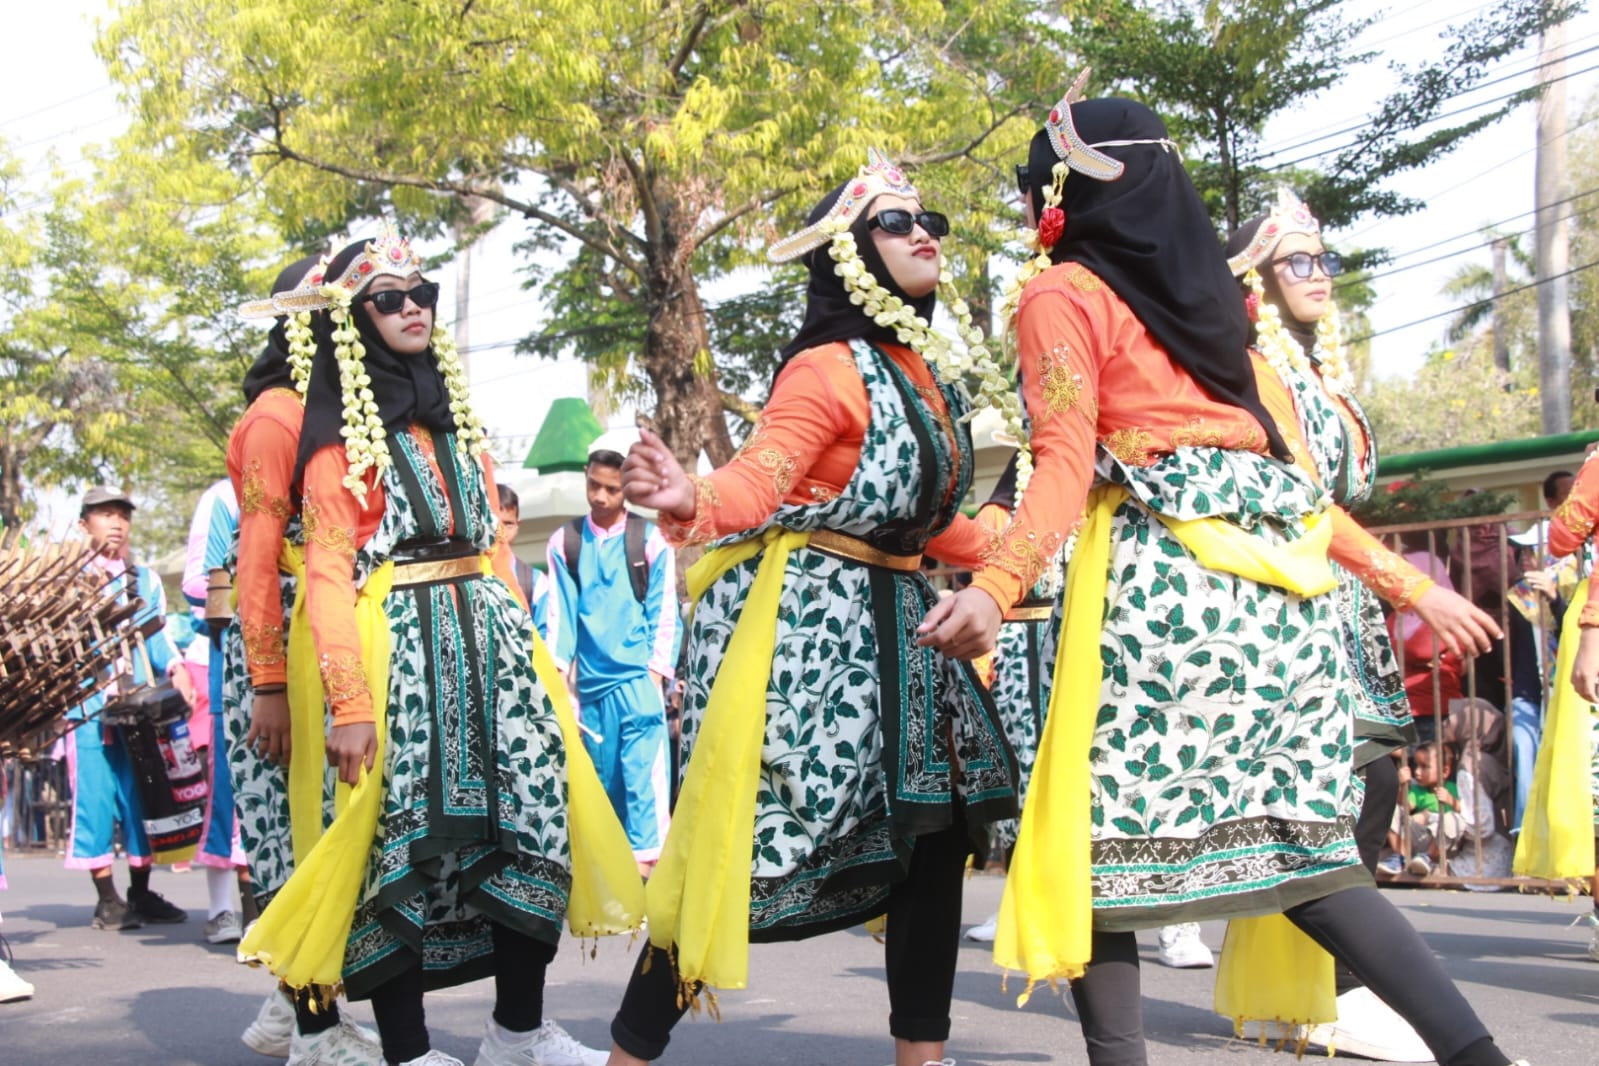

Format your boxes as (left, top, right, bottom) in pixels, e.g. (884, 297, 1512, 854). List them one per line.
(1042, 69, 1179, 182)
(1226, 187, 1321, 277)
(768, 148, 919, 263)
(237, 254, 331, 319)
(238, 226, 424, 319)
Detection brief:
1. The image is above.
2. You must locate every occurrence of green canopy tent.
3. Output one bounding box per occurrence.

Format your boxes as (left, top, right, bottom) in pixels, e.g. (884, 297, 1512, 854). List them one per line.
(522, 396, 604, 473)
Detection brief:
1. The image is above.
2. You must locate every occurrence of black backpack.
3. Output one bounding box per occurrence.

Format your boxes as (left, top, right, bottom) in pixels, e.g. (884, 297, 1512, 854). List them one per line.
(563, 513, 650, 604)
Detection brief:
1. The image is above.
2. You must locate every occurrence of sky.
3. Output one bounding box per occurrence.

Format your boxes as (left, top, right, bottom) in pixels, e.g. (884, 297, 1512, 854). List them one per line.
(4, 0, 1598, 533)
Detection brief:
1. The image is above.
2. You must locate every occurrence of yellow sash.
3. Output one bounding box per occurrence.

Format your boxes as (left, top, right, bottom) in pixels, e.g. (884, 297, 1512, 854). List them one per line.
(1157, 508, 1338, 598)
(645, 527, 812, 992)
(1514, 580, 1599, 880)
(239, 561, 394, 988)
(994, 486, 1124, 1001)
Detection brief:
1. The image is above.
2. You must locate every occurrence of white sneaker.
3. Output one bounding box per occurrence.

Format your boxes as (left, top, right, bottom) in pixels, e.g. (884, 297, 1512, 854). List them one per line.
(474, 1019, 608, 1066)
(1156, 923, 1214, 968)
(242, 987, 296, 1057)
(0, 958, 34, 1003)
(1404, 854, 1432, 877)
(207, 909, 244, 944)
(286, 1015, 384, 1065)
(397, 1054, 465, 1066)
(1236, 1019, 1294, 1043)
(1585, 913, 1599, 962)
(1301, 987, 1432, 1062)
(964, 913, 997, 942)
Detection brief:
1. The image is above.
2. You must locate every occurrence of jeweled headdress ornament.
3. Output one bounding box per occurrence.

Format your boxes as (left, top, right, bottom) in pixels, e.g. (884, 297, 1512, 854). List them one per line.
(768, 148, 920, 263)
(238, 225, 424, 319)
(1227, 187, 1320, 277)
(1042, 69, 1179, 182)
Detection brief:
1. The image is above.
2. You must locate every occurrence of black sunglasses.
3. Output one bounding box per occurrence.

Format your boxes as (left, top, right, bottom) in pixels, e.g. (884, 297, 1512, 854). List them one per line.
(1270, 251, 1342, 279)
(867, 208, 950, 237)
(359, 281, 441, 314)
(1015, 163, 1031, 195)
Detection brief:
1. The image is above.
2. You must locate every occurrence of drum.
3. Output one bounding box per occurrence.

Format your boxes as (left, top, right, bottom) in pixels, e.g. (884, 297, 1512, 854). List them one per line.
(100, 683, 209, 862)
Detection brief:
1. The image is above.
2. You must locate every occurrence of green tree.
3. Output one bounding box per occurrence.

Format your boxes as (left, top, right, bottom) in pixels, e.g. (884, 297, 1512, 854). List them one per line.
(0, 138, 282, 550)
(99, 0, 1068, 465)
(1072, 0, 1577, 235)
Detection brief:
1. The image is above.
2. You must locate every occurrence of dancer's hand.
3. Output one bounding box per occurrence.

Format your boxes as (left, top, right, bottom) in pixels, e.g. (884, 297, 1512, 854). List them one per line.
(246, 690, 292, 766)
(916, 586, 1003, 660)
(1410, 586, 1500, 659)
(327, 722, 378, 786)
(622, 428, 695, 520)
(1571, 627, 1599, 702)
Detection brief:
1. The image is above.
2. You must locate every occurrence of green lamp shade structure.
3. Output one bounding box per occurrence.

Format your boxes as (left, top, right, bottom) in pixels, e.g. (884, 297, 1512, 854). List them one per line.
(523, 397, 604, 473)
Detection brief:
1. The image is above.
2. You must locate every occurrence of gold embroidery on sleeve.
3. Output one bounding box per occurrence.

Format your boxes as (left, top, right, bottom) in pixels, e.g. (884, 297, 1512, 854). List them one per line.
(242, 621, 286, 671)
(1362, 549, 1431, 609)
(302, 498, 358, 559)
(1579, 600, 1599, 629)
(982, 528, 1065, 589)
(240, 458, 292, 520)
(319, 652, 370, 704)
(1067, 265, 1104, 293)
(1554, 496, 1594, 541)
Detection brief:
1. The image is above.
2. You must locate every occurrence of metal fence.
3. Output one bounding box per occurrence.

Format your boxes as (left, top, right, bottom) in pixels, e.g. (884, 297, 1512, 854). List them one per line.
(1362, 508, 1573, 890)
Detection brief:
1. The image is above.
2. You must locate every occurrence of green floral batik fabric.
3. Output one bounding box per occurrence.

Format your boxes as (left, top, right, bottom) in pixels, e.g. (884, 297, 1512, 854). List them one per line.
(1051, 448, 1368, 929)
(1278, 358, 1414, 766)
(987, 615, 1050, 850)
(679, 340, 1017, 941)
(338, 429, 571, 998)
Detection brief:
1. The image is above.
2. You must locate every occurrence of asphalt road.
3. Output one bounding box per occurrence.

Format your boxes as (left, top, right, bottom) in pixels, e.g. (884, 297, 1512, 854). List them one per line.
(0, 852, 1593, 1065)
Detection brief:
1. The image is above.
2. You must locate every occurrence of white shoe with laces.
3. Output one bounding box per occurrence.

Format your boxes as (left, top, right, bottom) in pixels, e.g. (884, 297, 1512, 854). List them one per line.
(242, 987, 295, 1057)
(1300, 987, 1432, 1062)
(964, 913, 997, 942)
(286, 1014, 383, 1065)
(397, 1054, 465, 1066)
(1155, 923, 1214, 968)
(473, 1018, 608, 1066)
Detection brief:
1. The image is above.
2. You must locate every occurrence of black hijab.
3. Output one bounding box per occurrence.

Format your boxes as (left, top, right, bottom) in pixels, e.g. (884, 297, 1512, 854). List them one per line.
(777, 184, 938, 367)
(291, 238, 457, 491)
(241, 254, 323, 405)
(1024, 99, 1291, 461)
(1224, 215, 1320, 358)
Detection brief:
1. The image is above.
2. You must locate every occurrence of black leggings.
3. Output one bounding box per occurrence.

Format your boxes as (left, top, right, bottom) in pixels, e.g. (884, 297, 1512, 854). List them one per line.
(1070, 886, 1505, 1066)
(1334, 754, 1399, 994)
(368, 923, 557, 1065)
(610, 818, 971, 1060)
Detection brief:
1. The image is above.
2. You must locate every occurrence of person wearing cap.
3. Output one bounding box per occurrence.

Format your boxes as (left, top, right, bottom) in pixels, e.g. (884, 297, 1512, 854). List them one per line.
(545, 447, 678, 878)
(65, 486, 192, 931)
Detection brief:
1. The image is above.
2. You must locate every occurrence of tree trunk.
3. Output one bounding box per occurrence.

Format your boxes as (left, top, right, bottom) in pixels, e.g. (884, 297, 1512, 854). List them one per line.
(1491, 238, 1510, 372)
(640, 193, 735, 469)
(0, 443, 24, 548)
(1535, 24, 1572, 434)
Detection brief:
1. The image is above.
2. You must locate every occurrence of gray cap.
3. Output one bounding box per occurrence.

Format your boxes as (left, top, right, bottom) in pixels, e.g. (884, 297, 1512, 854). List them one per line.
(80, 486, 136, 513)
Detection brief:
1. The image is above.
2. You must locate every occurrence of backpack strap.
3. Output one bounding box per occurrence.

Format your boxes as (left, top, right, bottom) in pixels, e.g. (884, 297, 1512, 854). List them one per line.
(562, 516, 586, 592)
(625, 513, 650, 604)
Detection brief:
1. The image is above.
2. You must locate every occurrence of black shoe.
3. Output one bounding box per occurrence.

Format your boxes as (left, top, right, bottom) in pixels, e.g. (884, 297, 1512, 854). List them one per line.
(127, 888, 187, 924)
(91, 898, 142, 931)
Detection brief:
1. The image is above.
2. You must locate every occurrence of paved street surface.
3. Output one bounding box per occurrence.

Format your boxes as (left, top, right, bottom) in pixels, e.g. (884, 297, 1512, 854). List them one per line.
(0, 852, 1593, 1064)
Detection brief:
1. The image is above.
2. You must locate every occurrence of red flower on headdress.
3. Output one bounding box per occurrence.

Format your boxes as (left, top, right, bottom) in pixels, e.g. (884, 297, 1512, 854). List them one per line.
(1037, 206, 1066, 248)
(1245, 292, 1261, 321)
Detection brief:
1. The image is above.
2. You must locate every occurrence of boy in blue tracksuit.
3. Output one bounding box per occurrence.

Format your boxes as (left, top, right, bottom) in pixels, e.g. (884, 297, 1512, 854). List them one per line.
(546, 449, 677, 875)
(66, 487, 191, 930)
